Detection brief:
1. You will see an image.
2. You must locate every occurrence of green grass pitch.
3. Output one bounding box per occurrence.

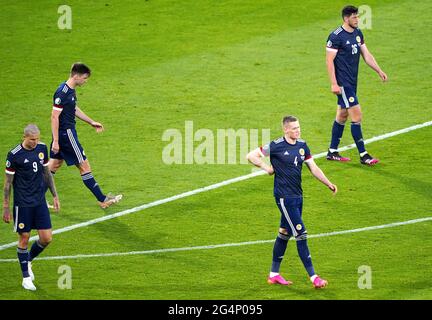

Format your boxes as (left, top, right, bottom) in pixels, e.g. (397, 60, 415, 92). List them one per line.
(0, 0, 431, 300)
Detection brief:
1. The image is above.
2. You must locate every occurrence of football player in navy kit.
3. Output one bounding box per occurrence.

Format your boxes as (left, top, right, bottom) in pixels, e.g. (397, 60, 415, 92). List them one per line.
(326, 5, 388, 165)
(50, 63, 122, 208)
(247, 116, 337, 288)
(3, 124, 60, 291)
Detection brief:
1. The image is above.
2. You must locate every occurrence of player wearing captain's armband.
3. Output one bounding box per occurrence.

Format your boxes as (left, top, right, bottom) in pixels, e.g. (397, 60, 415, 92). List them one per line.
(247, 116, 337, 289)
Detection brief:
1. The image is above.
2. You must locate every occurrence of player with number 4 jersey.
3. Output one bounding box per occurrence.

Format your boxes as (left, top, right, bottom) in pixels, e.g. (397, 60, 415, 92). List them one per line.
(247, 116, 337, 289)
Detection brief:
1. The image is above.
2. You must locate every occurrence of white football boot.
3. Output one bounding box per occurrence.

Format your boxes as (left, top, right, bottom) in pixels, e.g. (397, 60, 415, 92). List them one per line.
(22, 277, 36, 291)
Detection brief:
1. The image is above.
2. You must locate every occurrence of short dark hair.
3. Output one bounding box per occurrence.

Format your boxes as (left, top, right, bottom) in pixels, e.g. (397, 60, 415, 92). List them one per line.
(70, 62, 91, 76)
(282, 115, 298, 126)
(342, 5, 358, 19)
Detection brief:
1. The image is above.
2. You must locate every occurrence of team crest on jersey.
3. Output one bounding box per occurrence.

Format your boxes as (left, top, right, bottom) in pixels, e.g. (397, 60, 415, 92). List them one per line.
(296, 224, 302, 231)
(38, 152, 44, 160)
(299, 148, 305, 156)
(18, 223, 25, 229)
(6, 160, 11, 168)
(55, 97, 61, 105)
(356, 36, 361, 43)
(349, 97, 355, 103)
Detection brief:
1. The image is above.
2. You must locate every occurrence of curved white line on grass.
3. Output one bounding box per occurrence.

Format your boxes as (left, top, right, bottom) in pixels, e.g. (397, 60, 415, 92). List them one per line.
(0, 217, 430, 262)
(0, 121, 431, 252)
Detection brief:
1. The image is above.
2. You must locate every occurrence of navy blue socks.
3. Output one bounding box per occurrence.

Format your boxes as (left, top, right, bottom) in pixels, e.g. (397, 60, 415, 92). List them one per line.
(351, 122, 366, 154)
(17, 247, 29, 278)
(29, 240, 46, 261)
(296, 238, 315, 277)
(271, 233, 289, 273)
(329, 120, 345, 151)
(81, 172, 106, 202)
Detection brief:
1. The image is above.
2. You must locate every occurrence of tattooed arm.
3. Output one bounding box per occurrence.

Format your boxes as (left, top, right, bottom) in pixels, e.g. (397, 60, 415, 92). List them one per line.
(43, 166, 60, 212)
(3, 174, 14, 223)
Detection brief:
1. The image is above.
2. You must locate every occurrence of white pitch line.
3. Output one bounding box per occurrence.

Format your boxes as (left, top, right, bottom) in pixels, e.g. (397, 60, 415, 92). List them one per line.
(0, 216, 430, 263)
(0, 120, 431, 252)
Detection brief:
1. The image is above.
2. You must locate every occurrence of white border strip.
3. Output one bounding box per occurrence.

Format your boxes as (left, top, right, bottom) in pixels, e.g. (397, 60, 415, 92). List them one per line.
(341, 86, 350, 108)
(0, 217, 430, 262)
(280, 198, 298, 237)
(67, 129, 84, 164)
(0, 121, 431, 252)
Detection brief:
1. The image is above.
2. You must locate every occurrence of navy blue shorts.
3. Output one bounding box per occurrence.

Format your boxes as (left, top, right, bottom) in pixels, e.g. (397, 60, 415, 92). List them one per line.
(275, 197, 307, 237)
(337, 86, 359, 109)
(13, 202, 52, 233)
(50, 128, 87, 166)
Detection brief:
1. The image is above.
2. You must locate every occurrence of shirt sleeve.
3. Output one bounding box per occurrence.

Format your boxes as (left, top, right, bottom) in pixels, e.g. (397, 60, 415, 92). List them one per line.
(304, 143, 313, 162)
(260, 143, 271, 157)
(326, 33, 342, 52)
(5, 153, 15, 175)
(42, 145, 49, 166)
(358, 29, 365, 45)
(53, 92, 64, 112)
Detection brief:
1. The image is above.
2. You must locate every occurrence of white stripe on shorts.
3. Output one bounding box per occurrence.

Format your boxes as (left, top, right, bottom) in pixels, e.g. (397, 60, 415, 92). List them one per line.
(67, 129, 84, 163)
(340, 87, 350, 108)
(13, 206, 18, 232)
(280, 198, 298, 237)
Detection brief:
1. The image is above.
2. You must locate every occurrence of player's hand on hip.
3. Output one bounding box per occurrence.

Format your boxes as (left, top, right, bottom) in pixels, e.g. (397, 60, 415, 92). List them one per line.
(331, 84, 342, 95)
(51, 141, 60, 154)
(329, 184, 337, 194)
(53, 196, 60, 213)
(2, 208, 11, 223)
(91, 121, 104, 133)
(379, 71, 388, 82)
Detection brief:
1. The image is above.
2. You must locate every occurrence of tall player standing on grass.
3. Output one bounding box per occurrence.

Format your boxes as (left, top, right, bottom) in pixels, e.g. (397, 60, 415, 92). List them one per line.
(247, 116, 337, 289)
(326, 5, 388, 165)
(50, 62, 122, 208)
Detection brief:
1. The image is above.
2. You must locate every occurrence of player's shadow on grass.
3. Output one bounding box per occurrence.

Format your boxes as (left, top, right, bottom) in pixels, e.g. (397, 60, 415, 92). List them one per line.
(360, 165, 432, 200)
(49, 200, 166, 252)
(90, 212, 167, 251)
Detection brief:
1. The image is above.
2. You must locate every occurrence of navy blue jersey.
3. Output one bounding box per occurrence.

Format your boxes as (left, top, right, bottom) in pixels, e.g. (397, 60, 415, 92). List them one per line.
(261, 137, 312, 199)
(53, 82, 77, 130)
(326, 26, 365, 88)
(5, 143, 49, 207)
